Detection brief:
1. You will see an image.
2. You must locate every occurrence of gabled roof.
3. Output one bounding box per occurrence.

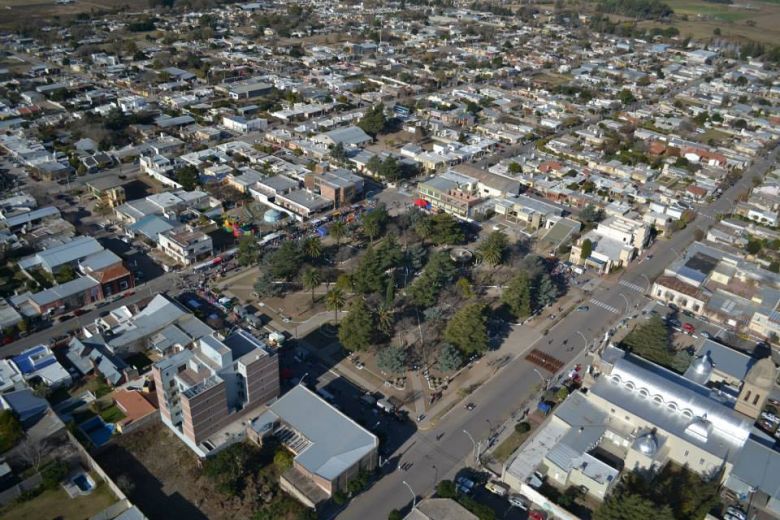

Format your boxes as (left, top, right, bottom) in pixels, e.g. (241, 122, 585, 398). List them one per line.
(255, 385, 377, 481)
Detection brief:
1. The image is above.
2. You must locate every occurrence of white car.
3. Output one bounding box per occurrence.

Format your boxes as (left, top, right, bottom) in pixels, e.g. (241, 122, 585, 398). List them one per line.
(508, 494, 529, 510)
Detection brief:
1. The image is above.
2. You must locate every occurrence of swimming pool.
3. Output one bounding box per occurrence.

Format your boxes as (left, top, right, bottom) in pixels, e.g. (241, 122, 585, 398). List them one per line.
(79, 416, 115, 447)
(73, 473, 94, 493)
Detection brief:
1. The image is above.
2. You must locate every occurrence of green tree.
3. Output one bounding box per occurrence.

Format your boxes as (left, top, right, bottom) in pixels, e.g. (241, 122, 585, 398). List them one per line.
(377, 345, 406, 373)
(203, 442, 252, 496)
(357, 104, 387, 137)
(515, 421, 531, 434)
(618, 88, 636, 105)
(455, 277, 474, 299)
(376, 304, 394, 336)
(331, 142, 347, 162)
(352, 246, 387, 294)
(302, 236, 323, 260)
(237, 234, 259, 266)
(268, 241, 303, 280)
(55, 264, 77, 284)
(388, 510, 403, 520)
(254, 272, 284, 298)
(508, 161, 522, 174)
(0, 410, 23, 453)
(436, 479, 456, 499)
(335, 274, 353, 292)
(176, 165, 200, 191)
(502, 272, 532, 318)
(273, 449, 293, 470)
(330, 221, 348, 248)
(429, 213, 465, 245)
(326, 287, 346, 322)
(533, 273, 558, 309)
(302, 267, 321, 304)
(580, 238, 593, 260)
(595, 494, 671, 520)
(477, 230, 508, 266)
(437, 344, 463, 372)
(407, 252, 457, 307)
(361, 205, 389, 243)
(580, 204, 604, 224)
(555, 386, 570, 401)
(378, 156, 401, 182)
(444, 303, 488, 354)
(338, 299, 374, 351)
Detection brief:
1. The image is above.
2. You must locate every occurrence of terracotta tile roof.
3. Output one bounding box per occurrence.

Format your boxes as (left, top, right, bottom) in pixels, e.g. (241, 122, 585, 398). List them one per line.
(113, 389, 157, 423)
(90, 264, 131, 283)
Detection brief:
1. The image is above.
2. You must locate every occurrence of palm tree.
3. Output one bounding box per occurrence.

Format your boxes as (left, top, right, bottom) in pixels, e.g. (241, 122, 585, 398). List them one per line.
(302, 236, 323, 261)
(330, 221, 347, 248)
(325, 287, 346, 323)
(302, 267, 321, 304)
(376, 304, 394, 336)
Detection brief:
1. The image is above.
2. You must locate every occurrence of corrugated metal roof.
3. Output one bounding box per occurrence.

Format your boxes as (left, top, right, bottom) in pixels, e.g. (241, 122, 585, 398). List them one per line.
(261, 385, 377, 481)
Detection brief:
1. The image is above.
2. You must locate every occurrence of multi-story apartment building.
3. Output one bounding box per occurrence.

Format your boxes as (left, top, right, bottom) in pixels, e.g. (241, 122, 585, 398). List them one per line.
(152, 329, 279, 454)
(304, 168, 364, 208)
(570, 215, 651, 274)
(157, 229, 213, 266)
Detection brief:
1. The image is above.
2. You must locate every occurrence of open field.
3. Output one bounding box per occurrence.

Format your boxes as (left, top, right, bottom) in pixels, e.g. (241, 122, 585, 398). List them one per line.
(0, 480, 117, 520)
(651, 0, 780, 44)
(0, 0, 146, 29)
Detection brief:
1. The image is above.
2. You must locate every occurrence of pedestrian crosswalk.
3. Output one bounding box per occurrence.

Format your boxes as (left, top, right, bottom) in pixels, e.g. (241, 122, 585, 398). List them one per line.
(619, 280, 645, 293)
(589, 298, 620, 314)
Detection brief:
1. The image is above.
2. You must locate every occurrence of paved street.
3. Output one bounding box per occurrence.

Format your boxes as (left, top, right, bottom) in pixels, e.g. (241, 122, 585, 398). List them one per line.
(336, 145, 779, 520)
(0, 271, 180, 356)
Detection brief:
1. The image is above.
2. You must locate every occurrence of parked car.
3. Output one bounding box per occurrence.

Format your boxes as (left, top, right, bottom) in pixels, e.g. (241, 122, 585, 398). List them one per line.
(485, 480, 508, 497)
(701, 331, 713, 339)
(508, 493, 529, 510)
(576, 305, 589, 312)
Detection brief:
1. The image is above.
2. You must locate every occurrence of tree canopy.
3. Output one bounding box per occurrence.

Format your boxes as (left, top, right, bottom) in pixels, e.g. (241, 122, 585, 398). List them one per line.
(266, 241, 303, 281)
(377, 345, 406, 374)
(407, 251, 457, 307)
(444, 303, 489, 354)
(477, 230, 509, 266)
(338, 299, 375, 351)
(357, 104, 388, 137)
(502, 271, 532, 318)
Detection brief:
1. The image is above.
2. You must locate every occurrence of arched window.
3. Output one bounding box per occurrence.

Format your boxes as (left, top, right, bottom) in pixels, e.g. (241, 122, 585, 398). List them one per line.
(653, 395, 664, 406)
(638, 388, 649, 399)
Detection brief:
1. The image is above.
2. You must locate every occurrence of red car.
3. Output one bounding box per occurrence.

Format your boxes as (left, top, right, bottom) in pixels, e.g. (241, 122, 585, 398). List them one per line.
(682, 323, 695, 334)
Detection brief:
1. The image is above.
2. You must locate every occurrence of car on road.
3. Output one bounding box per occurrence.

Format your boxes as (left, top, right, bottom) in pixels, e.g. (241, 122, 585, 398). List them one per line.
(508, 494, 529, 510)
(682, 323, 695, 334)
(73, 309, 87, 316)
(576, 305, 589, 312)
(701, 331, 713, 339)
(465, 402, 476, 410)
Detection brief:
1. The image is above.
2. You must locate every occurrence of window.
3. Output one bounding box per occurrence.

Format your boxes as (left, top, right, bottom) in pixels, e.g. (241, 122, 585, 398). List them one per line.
(684, 450, 689, 457)
(744, 390, 752, 401)
(753, 393, 761, 406)
(699, 458, 705, 465)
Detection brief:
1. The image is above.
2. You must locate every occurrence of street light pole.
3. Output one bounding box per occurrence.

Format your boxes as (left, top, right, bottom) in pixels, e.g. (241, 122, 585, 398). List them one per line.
(619, 293, 631, 315)
(299, 372, 309, 387)
(462, 429, 479, 467)
(576, 330, 588, 350)
(402, 480, 416, 510)
(532, 368, 547, 389)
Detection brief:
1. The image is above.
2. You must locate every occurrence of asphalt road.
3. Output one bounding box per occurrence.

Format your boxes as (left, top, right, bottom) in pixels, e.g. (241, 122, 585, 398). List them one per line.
(0, 271, 181, 356)
(336, 146, 779, 520)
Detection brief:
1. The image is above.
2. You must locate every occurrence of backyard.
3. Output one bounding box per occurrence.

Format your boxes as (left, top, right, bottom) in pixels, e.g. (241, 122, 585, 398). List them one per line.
(0, 479, 116, 520)
(95, 423, 313, 520)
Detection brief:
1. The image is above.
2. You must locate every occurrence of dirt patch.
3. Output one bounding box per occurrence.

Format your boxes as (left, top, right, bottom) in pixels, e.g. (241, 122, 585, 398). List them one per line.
(95, 424, 242, 520)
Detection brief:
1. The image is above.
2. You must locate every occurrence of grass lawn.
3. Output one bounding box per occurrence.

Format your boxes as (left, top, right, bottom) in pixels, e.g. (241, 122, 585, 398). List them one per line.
(0, 481, 116, 520)
(492, 430, 530, 463)
(99, 404, 126, 423)
(70, 376, 112, 399)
